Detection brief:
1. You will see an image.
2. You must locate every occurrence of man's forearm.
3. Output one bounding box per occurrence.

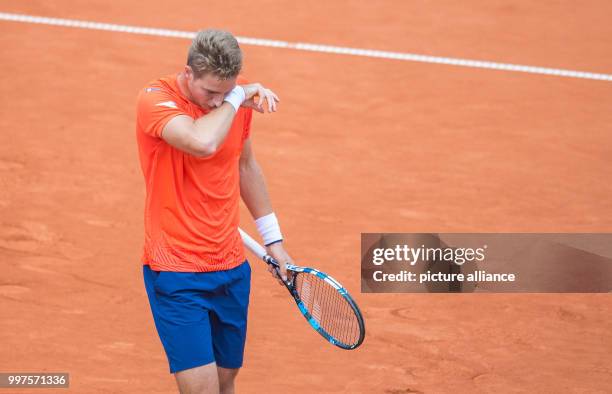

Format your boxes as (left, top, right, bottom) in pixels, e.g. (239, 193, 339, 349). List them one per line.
(192, 102, 237, 153)
(240, 158, 273, 219)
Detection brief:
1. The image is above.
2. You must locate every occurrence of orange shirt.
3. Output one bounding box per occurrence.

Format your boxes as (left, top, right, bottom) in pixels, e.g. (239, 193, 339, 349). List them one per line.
(135, 74, 252, 272)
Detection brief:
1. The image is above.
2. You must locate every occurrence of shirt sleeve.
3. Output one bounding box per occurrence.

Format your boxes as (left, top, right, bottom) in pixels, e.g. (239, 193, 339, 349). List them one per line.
(136, 87, 188, 139)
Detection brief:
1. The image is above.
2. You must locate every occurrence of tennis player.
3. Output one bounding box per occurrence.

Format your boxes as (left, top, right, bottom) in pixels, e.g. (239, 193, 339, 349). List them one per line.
(136, 29, 292, 394)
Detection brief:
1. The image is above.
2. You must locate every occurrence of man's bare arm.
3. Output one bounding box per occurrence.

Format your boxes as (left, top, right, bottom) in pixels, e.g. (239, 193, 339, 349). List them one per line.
(239, 138, 273, 218)
(162, 104, 236, 157)
(161, 83, 279, 158)
(240, 138, 293, 282)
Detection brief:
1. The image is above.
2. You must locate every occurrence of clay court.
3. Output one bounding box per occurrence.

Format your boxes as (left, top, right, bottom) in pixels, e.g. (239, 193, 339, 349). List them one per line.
(1, 1, 611, 393)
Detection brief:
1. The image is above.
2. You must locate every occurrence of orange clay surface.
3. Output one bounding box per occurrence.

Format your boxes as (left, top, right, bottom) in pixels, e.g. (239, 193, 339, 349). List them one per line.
(1, 1, 611, 393)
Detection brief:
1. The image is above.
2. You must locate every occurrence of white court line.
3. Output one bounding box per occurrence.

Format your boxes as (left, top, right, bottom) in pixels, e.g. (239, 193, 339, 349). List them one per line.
(1, 12, 611, 82)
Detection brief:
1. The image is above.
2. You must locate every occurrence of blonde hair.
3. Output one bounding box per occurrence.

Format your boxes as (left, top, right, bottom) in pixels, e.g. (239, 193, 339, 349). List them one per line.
(187, 29, 242, 79)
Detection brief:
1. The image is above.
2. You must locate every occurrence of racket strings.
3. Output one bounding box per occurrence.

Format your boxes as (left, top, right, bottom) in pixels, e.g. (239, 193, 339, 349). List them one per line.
(295, 272, 361, 346)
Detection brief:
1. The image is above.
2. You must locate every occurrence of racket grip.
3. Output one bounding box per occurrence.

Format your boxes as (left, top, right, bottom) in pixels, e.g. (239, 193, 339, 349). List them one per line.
(238, 227, 267, 260)
(239, 227, 282, 268)
(239, 228, 291, 287)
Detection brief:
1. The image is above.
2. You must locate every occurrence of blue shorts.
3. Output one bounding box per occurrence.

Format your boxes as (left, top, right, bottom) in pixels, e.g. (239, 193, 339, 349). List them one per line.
(143, 262, 251, 373)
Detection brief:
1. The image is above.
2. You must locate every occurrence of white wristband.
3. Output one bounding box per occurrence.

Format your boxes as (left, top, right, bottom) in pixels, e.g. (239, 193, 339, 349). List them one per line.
(255, 213, 283, 246)
(223, 85, 246, 112)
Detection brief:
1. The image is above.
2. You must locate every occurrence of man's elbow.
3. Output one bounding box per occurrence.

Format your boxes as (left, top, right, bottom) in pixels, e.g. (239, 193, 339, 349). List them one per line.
(192, 141, 219, 158)
(239, 156, 258, 174)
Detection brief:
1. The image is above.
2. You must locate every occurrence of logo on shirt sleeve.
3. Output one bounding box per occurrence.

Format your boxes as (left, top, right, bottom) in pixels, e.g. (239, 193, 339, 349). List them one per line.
(155, 101, 178, 109)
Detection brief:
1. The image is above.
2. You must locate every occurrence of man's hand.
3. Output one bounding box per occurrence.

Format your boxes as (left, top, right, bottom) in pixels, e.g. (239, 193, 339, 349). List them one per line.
(240, 83, 280, 113)
(265, 242, 293, 286)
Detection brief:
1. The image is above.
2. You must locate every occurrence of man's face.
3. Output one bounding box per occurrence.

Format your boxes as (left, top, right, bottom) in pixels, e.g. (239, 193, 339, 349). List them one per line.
(185, 67, 237, 110)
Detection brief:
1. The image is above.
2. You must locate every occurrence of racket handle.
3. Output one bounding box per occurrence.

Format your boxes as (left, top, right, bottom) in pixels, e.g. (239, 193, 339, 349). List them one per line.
(238, 227, 281, 267)
(238, 228, 267, 259)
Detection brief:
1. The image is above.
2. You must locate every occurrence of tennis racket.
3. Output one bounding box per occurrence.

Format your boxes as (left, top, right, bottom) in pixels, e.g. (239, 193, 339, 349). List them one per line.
(239, 228, 365, 350)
